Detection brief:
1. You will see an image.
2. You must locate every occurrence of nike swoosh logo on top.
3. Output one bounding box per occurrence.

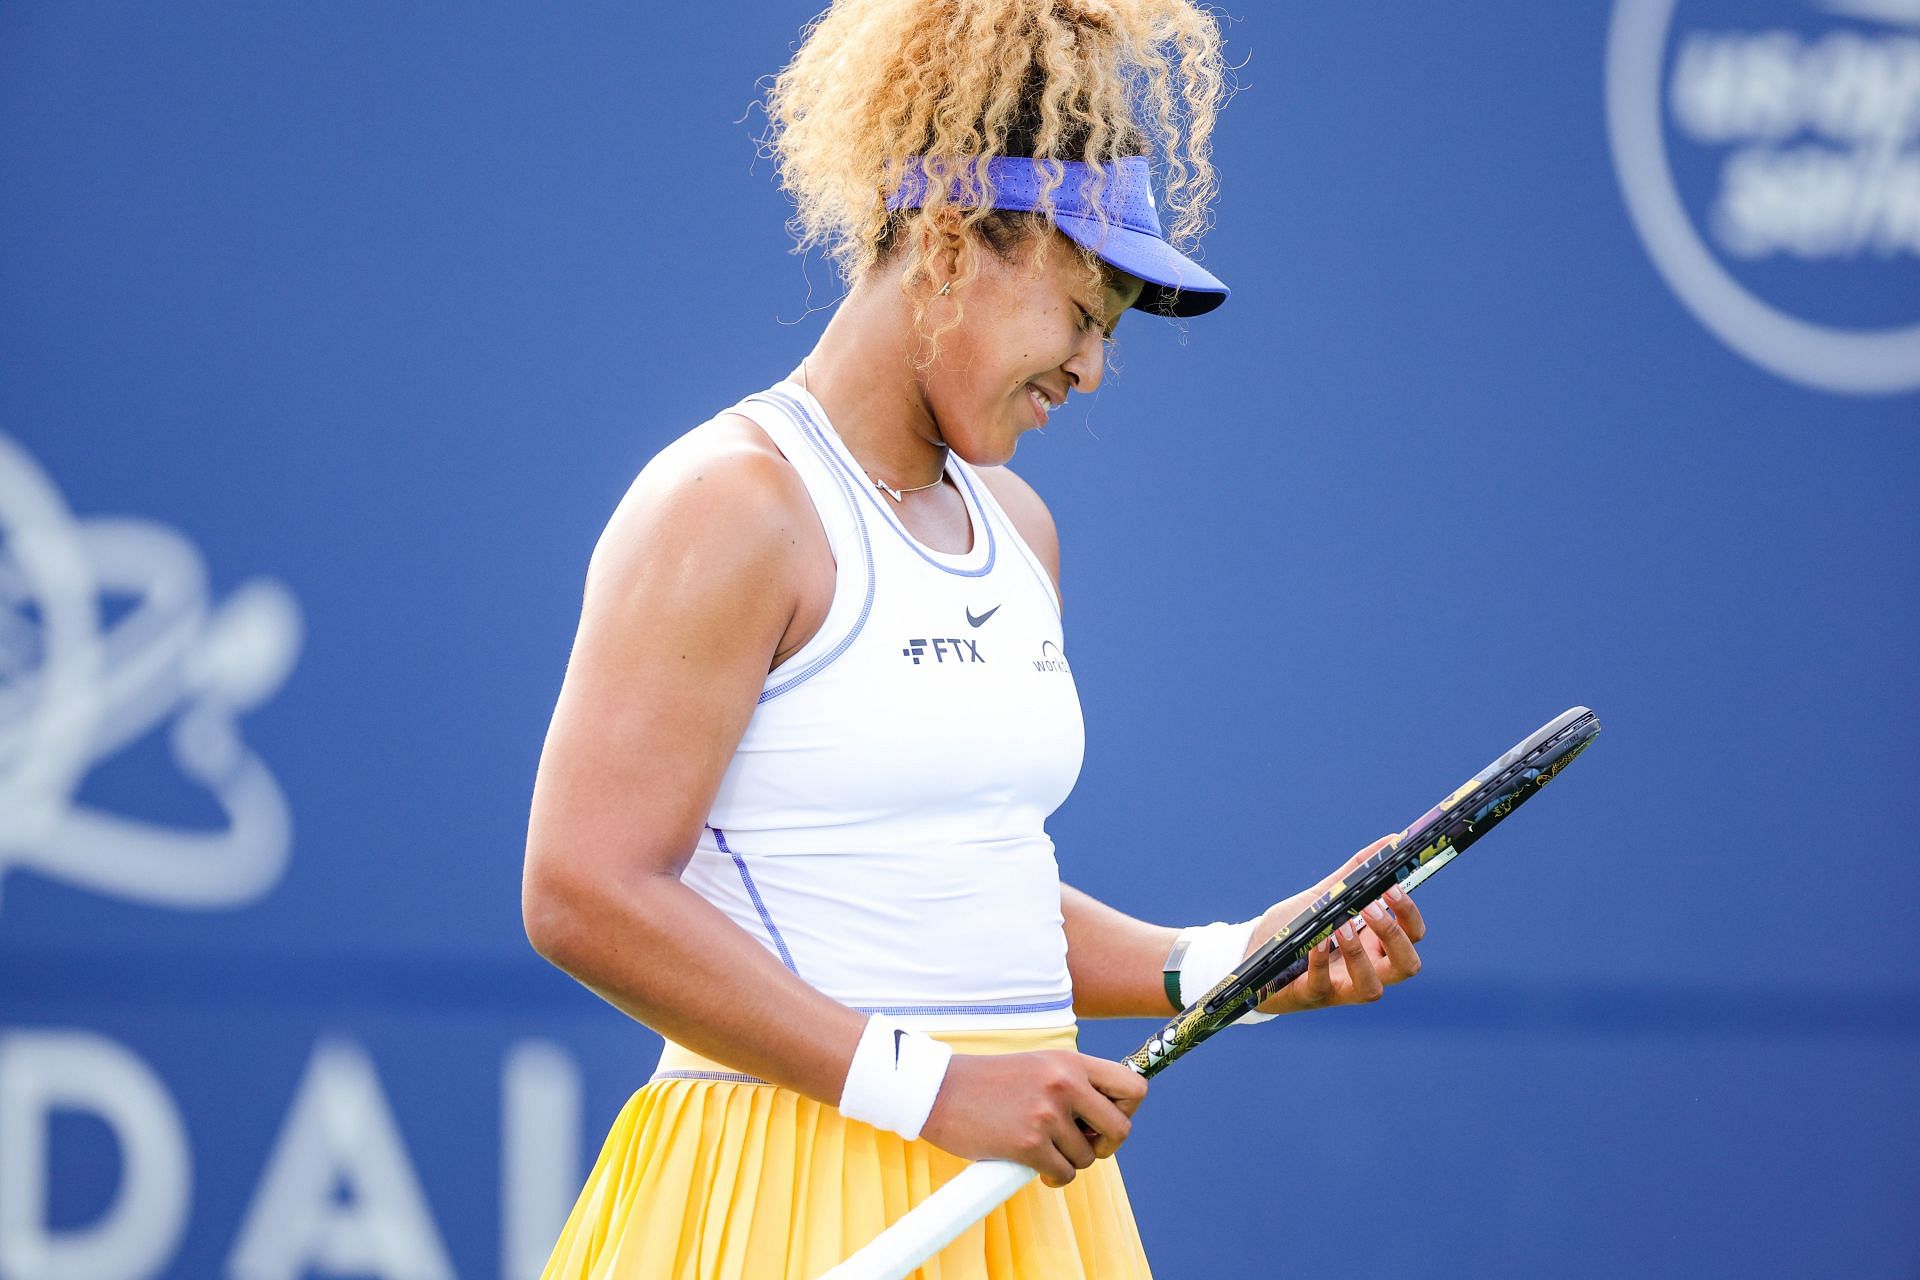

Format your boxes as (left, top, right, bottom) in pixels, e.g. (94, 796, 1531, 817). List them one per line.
(966, 605, 1001, 627)
(893, 1029, 907, 1064)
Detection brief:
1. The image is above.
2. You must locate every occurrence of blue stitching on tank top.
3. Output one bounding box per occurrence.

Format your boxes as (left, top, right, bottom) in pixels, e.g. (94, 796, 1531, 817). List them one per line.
(652, 1069, 770, 1086)
(980, 488, 1063, 621)
(748, 393, 877, 705)
(770, 389, 997, 578)
(708, 825, 799, 974)
(853, 995, 1075, 1016)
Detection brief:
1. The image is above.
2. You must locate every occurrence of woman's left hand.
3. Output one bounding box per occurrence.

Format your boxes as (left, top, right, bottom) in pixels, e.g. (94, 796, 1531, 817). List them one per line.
(1247, 834, 1428, 1015)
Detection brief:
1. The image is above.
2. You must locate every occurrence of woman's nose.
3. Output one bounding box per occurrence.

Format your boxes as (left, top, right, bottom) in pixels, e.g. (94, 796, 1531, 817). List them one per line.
(1063, 330, 1106, 395)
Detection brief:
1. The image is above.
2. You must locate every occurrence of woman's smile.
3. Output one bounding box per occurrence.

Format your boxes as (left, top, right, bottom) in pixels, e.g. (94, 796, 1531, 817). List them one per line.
(1024, 382, 1062, 427)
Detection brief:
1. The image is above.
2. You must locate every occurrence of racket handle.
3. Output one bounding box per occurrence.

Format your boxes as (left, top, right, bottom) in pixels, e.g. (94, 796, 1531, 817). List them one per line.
(1266, 952, 1310, 995)
(1201, 951, 1310, 1022)
(814, 1159, 1036, 1280)
(1250, 897, 1407, 1001)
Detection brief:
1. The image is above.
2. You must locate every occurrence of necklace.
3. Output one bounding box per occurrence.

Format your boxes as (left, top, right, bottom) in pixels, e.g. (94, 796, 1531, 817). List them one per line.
(869, 473, 947, 503)
(797, 359, 946, 503)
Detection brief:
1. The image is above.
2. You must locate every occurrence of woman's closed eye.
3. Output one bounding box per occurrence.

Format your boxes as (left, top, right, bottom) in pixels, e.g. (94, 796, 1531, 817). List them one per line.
(1077, 303, 1120, 343)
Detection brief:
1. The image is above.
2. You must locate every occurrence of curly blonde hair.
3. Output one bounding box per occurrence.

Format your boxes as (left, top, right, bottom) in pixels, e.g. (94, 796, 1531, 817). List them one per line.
(763, 0, 1229, 344)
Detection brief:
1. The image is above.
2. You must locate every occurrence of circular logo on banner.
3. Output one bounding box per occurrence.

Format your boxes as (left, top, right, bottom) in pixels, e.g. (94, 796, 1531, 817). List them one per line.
(1605, 0, 1920, 395)
(0, 432, 303, 921)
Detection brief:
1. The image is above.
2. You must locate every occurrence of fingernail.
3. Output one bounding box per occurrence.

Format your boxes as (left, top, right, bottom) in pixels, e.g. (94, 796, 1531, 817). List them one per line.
(1388, 885, 1409, 903)
(1364, 901, 1388, 922)
(1338, 922, 1355, 943)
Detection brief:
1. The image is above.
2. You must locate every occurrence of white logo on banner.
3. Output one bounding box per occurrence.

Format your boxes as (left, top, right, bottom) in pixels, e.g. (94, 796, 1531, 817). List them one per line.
(1606, 0, 1920, 395)
(0, 432, 302, 918)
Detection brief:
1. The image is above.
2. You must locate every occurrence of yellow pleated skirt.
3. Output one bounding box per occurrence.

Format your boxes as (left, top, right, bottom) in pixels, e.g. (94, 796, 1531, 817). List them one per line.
(540, 1025, 1152, 1280)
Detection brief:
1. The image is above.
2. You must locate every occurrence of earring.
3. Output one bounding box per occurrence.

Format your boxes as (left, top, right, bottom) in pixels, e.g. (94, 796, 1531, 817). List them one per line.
(936, 281, 952, 297)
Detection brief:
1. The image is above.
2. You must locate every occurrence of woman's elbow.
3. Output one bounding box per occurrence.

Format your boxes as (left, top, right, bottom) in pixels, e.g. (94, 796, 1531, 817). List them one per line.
(521, 859, 591, 970)
(521, 845, 678, 974)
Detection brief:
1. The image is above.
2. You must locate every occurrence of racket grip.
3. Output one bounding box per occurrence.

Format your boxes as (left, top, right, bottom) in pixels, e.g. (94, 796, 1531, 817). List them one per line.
(816, 1159, 1036, 1279)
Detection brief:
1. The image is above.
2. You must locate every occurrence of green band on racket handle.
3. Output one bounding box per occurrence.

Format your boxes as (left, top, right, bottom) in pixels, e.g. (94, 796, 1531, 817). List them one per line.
(1160, 932, 1193, 1013)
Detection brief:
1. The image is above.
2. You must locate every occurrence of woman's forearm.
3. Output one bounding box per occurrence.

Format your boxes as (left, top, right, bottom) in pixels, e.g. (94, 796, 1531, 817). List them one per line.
(526, 869, 865, 1103)
(534, 873, 1181, 1089)
(1060, 883, 1180, 1019)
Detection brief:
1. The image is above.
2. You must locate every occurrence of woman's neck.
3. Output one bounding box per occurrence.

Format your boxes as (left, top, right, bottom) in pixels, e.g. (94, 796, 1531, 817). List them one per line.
(793, 276, 948, 493)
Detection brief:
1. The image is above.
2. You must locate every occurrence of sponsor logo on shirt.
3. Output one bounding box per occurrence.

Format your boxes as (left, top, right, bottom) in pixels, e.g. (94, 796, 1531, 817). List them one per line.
(1032, 640, 1072, 674)
(900, 637, 986, 665)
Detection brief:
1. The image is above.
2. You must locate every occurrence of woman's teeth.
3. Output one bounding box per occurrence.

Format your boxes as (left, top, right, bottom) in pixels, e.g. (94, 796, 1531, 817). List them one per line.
(1028, 386, 1055, 415)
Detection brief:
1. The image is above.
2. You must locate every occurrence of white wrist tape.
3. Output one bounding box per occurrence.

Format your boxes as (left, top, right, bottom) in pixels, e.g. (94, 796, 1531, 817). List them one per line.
(837, 1013, 954, 1141)
(1177, 919, 1277, 1025)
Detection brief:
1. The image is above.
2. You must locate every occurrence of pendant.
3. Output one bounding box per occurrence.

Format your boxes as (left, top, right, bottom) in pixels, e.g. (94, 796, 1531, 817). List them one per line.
(876, 480, 904, 503)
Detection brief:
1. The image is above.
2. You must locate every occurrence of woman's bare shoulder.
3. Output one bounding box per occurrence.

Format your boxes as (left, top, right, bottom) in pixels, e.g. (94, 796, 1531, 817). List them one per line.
(586, 412, 815, 598)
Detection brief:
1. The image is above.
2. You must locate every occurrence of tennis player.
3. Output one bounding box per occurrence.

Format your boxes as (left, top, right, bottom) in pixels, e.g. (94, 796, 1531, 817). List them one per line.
(522, 2, 1427, 1276)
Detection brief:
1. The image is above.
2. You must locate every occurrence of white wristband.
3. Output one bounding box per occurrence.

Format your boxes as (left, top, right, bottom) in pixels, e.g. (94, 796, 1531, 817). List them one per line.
(1176, 919, 1277, 1025)
(837, 1014, 954, 1141)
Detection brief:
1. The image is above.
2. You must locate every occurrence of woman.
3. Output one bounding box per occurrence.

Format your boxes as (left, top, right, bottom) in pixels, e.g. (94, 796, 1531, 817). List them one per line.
(522, 2, 1427, 1276)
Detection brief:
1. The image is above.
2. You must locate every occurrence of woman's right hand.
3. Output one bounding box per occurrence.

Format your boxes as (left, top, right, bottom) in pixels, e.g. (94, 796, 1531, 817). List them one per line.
(919, 1050, 1146, 1187)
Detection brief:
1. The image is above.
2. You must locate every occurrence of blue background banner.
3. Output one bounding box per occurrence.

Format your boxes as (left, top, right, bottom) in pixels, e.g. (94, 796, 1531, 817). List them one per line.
(3, 3, 1915, 1277)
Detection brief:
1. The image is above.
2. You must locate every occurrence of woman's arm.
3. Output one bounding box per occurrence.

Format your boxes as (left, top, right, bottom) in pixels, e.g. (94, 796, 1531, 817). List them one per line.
(1060, 885, 1179, 1018)
(522, 420, 866, 1101)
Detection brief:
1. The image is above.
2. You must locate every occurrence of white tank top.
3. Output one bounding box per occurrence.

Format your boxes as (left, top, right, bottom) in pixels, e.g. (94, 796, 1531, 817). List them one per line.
(678, 380, 1085, 1031)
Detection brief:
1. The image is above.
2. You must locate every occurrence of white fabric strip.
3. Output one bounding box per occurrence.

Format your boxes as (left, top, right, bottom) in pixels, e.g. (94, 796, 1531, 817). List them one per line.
(837, 1013, 955, 1141)
(1176, 920, 1277, 1024)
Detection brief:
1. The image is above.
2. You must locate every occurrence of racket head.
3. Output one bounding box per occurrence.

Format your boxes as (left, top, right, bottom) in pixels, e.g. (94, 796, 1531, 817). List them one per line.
(1125, 706, 1600, 1076)
(1392, 704, 1600, 893)
(1234, 705, 1599, 1004)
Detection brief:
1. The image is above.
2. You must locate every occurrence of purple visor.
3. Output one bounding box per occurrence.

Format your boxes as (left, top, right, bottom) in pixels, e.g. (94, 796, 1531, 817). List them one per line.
(886, 155, 1229, 318)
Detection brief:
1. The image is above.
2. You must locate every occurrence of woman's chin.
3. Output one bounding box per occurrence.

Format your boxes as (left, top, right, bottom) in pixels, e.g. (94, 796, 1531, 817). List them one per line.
(964, 436, 1022, 469)
(943, 424, 1022, 469)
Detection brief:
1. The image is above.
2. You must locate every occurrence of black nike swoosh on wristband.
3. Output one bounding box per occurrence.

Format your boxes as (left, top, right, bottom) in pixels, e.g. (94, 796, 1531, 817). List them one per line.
(893, 1028, 906, 1064)
(966, 604, 1000, 627)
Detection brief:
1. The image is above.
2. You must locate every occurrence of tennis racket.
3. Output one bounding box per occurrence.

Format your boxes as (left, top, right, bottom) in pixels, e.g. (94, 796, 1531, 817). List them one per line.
(818, 705, 1601, 1280)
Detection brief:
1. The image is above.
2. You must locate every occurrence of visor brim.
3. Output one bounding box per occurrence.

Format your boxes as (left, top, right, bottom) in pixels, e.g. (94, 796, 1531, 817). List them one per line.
(1055, 214, 1230, 318)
